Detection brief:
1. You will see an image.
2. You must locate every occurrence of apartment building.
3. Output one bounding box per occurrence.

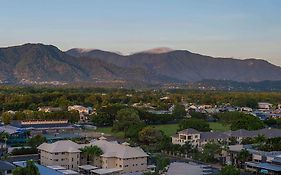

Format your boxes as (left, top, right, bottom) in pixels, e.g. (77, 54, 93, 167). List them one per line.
(38, 140, 81, 170)
(38, 139, 148, 174)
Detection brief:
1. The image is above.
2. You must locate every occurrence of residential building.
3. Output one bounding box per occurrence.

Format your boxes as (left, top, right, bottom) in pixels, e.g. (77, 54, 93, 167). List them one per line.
(68, 105, 93, 121)
(258, 102, 273, 111)
(38, 107, 62, 113)
(172, 128, 281, 148)
(223, 144, 281, 174)
(0, 161, 15, 175)
(38, 138, 148, 174)
(68, 105, 92, 115)
(171, 129, 201, 147)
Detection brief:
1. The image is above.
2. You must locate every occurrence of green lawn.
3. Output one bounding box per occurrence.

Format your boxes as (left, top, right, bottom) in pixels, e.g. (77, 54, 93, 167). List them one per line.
(151, 124, 179, 136)
(209, 122, 230, 131)
(95, 127, 124, 138)
(95, 122, 230, 138)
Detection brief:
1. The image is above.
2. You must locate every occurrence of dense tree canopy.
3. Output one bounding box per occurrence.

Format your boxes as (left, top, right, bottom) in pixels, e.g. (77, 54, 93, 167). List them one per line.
(219, 165, 240, 175)
(138, 126, 164, 145)
(112, 108, 143, 132)
(12, 160, 39, 175)
(172, 104, 186, 119)
(179, 118, 210, 131)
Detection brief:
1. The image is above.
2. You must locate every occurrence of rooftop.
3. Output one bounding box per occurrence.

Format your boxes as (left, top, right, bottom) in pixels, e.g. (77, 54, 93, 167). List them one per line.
(58, 169, 79, 175)
(167, 162, 212, 175)
(91, 168, 122, 175)
(246, 162, 281, 172)
(0, 160, 15, 171)
(178, 128, 200, 135)
(78, 164, 98, 171)
(38, 139, 148, 159)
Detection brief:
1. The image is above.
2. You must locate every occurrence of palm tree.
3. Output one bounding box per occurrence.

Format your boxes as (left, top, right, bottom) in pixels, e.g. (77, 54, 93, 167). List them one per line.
(236, 149, 251, 169)
(80, 145, 103, 165)
(0, 131, 9, 148)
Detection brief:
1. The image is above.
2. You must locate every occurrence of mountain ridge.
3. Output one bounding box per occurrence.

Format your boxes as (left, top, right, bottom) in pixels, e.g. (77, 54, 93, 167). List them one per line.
(0, 43, 281, 86)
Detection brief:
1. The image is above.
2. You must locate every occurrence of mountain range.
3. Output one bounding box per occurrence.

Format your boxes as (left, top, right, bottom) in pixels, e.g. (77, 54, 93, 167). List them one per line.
(0, 43, 281, 87)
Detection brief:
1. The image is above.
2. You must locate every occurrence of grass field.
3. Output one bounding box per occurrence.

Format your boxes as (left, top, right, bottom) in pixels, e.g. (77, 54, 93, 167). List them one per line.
(209, 122, 230, 131)
(151, 124, 179, 136)
(95, 122, 230, 138)
(95, 127, 124, 137)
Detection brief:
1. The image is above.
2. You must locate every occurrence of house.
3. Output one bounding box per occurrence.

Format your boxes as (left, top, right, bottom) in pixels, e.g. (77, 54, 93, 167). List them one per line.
(258, 102, 273, 111)
(68, 105, 92, 115)
(38, 107, 62, 113)
(0, 125, 29, 145)
(241, 107, 253, 112)
(171, 129, 201, 147)
(38, 138, 148, 174)
(68, 105, 93, 121)
(0, 161, 15, 175)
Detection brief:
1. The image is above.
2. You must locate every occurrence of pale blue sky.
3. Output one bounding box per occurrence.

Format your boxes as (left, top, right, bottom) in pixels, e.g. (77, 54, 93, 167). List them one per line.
(0, 0, 281, 65)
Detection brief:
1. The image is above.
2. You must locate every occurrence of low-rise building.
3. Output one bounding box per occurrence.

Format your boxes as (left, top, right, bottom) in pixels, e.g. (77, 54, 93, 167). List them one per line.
(0, 161, 15, 175)
(68, 105, 92, 115)
(38, 107, 62, 113)
(172, 128, 281, 148)
(38, 139, 148, 174)
(258, 102, 273, 111)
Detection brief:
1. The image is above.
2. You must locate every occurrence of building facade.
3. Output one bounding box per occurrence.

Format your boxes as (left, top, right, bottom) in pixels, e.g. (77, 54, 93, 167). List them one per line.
(38, 139, 148, 174)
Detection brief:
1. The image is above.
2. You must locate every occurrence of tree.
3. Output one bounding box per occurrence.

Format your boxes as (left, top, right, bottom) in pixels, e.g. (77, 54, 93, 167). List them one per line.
(1, 112, 12, 125)
(179, 119, 210, 132)
(12, 167, 26, 175)
(0, 131, 9, 143)
(12, 160, 39, 175)
(112, 108, 142, 132)
(230, 115, 264, 131)
(25, 160, 40, 175)
(236, 149, 251, 168)
(172, 104, 186, 119)
(200, 143, 221, 163)
(27, 134, 47, 148)
(155, 155, 169, 172)
(80, 145, 103, 165)
(220, 165, 240, 175)
(91, 112, 113, 126)
(138, 126, 163, 145)
(125, 123, 146, 140)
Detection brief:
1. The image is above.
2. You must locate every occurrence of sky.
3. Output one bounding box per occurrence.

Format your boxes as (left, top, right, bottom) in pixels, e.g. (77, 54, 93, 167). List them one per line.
(0, 0, 281, 66)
